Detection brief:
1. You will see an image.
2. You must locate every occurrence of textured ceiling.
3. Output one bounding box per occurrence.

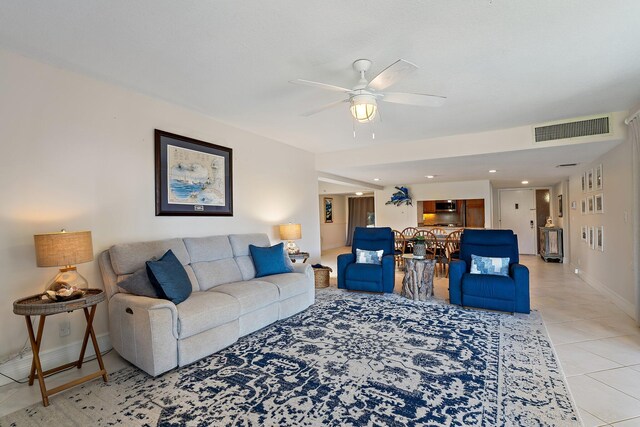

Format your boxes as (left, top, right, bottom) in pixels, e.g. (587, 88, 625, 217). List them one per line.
(1, 0, 639, 156)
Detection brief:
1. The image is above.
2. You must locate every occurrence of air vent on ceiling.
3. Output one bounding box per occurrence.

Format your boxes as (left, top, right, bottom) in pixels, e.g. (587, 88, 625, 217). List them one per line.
(556, 163, 578, 168)
(534, 115, 611, 143)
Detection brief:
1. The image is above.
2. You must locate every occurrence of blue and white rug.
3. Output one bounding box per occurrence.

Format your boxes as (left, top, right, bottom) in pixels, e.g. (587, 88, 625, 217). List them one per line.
(2, 289, 580, 426)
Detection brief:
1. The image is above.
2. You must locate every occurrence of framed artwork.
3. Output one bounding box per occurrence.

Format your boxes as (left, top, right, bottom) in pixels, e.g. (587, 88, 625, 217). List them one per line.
(155, 130, 233, 216)
(324, 197, 333, 223)
(581, 173, 586, 193)
(587, 196, 594, 214)
(581, 226, 587, 242)
(581, 199, 586, 214)
(557, 194, 563, 217)
(595, 164, 603, 190)
(597, 226, 604, 252)
(587, 169, 594, 191)
(589, 226, 595, 249)
(594, 193, 604, 214)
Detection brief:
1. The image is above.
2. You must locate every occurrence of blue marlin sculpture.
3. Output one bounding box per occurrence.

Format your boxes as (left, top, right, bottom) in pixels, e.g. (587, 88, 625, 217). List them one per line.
(386, 186, 412, 206)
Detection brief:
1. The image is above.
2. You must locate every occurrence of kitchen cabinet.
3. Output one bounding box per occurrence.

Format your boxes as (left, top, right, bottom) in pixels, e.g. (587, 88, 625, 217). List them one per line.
(423, 200, 436, 214)
(465, 199, 485, 228)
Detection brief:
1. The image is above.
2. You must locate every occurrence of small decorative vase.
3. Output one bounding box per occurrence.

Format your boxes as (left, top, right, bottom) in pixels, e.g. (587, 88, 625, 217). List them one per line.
(413, 241, 426, 259)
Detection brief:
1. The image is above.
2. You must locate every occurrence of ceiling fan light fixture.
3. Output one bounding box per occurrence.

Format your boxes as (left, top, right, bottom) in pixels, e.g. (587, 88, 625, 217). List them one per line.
(350, 95, 377, 123)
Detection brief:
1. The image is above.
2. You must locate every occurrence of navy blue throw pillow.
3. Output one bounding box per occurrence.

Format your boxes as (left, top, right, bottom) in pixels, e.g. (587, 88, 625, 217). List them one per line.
(146, 250, 192, 304)
(249, 242, 293, 278)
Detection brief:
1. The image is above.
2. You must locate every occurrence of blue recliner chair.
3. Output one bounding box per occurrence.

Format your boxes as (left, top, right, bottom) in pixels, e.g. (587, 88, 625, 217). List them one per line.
(449, 229, 530, 313)
(338, 227, 395, 293)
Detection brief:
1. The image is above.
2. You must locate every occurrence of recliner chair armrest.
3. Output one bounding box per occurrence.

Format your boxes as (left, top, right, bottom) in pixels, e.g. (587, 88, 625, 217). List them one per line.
(381, 254, 396, 293)
(510, 263, 530, 313)
(337, 253, 355, 289)
(448, 259, 466, 305)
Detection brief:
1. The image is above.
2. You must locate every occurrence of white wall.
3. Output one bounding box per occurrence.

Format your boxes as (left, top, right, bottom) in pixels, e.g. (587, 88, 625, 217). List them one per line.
(0, 49, 321, 366)
(568, 136, 636, 319)
(319, 194, 347, 251)
(375, 180, 493, 230)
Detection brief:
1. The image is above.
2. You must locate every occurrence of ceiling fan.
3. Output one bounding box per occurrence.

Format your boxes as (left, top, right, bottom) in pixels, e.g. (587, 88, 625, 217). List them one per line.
(290, 59, 446, 123)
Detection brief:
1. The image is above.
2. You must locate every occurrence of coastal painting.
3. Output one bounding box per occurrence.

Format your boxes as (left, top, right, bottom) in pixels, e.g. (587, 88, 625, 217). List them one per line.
(167, 145, 225, 206)
(155, 130, 233, 216)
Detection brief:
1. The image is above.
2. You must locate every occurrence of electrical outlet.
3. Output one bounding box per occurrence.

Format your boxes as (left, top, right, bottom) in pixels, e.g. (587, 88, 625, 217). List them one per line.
(574, 268, 579, 274)
(59, 319, 70, 337)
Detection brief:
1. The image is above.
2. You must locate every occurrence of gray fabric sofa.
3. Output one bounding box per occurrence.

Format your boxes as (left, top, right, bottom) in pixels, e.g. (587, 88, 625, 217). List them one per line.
(98, 233, 314, 376)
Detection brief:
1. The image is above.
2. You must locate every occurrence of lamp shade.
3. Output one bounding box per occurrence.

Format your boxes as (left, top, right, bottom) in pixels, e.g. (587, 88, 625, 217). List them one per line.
(34, 230, 94, 267)
(279, 223, 302, 241)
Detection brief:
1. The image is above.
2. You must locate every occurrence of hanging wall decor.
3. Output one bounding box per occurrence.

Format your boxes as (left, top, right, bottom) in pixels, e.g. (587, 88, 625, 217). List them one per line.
(324, 197, 333, 223)
(386, 186, 412, 206)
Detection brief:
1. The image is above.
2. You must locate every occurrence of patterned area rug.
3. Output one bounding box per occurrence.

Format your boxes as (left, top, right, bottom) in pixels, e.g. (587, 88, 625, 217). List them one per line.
(1, 289, 580, 426)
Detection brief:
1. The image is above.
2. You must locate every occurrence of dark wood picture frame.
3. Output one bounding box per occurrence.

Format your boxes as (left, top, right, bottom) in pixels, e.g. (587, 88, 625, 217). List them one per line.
(155, 129, 233, 216)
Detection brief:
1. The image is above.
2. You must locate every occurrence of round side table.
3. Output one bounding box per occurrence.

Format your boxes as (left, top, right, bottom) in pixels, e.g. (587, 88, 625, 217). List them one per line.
(13, 289, 108, 406)
(401, 255, 436, 301)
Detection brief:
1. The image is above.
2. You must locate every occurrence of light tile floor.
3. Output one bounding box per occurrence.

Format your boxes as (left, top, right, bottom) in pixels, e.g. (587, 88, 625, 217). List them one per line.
(1, 250, 638, 426)
(320, 247, 640, 427)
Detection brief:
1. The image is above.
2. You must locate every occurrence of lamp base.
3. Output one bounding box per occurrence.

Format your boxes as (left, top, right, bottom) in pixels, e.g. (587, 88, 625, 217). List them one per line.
(44, 266, 87, 301)
(285, 241, 300, 255)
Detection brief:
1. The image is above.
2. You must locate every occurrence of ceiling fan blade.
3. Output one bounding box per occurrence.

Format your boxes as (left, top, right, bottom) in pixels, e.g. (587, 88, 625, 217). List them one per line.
(289, 79, 351, 93)
(301, 99, 349, 117)
(381, 92, 446, 107)
(367, 59, 418, 91)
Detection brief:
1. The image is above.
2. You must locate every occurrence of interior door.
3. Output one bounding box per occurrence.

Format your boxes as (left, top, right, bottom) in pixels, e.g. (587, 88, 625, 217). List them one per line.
(499, 189, 536, 255)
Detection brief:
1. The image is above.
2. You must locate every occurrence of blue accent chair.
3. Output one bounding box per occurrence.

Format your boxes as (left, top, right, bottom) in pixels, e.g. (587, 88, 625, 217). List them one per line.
(449, 229, 530, 313)
(338, 227, 395, 293)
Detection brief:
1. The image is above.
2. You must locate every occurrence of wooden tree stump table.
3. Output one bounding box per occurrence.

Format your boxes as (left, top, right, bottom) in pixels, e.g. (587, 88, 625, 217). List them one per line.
(401, 255, 436, 301)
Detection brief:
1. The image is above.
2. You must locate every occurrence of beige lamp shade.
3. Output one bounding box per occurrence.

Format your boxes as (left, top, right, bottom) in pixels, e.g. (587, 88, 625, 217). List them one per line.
(34, 230, 94, 267)
(279, 223, 302, 241)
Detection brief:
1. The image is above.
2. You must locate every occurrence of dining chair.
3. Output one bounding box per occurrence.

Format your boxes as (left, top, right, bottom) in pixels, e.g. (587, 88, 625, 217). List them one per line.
(429, 227, 448, 274)
(401, 227, 419, 253)
(392, 229, 406, 269)
(444, 229, 463, 277)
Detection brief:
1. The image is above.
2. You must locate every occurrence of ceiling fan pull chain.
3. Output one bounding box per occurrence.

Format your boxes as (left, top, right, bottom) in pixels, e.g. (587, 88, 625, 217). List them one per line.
(352, 118, 356, 139)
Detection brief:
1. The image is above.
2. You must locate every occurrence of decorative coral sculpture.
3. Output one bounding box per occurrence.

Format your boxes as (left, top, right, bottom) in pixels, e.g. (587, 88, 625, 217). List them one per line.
(386, 186, 412, 206)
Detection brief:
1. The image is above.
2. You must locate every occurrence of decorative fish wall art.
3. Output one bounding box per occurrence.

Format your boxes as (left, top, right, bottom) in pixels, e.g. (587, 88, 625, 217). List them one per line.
(386, 186, 412, 206)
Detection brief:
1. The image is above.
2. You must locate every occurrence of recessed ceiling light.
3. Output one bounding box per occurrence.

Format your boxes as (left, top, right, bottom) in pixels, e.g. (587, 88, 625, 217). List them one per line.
(425, 175, 434, 179)
(373, 178, 380, 181)
(521, 180, 529, 184)
(489, 169, 497, 173)
(355, 192, 363, 196)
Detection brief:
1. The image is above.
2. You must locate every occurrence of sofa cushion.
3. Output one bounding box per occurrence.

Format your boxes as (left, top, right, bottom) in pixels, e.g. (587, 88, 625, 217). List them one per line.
(183, 236, 234, 263)
(191, 258, 244, 291)
(355, 248, 384, 265)
(345, 262, 382, 283)
(212, 281, 279, 315)
(461, 273, 515, 301)
(249, 243, 293, 278)
(229, 234, 271, 257)
(110, 238, 190, 275)
(176, 291, 240, 339)
(253, 272, 308, 300)
(146, 250, 192, 305)
(117, 268, 158, 298)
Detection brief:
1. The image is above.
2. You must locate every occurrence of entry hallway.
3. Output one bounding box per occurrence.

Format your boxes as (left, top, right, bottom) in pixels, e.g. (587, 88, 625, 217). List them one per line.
(321, 247, 640, 426)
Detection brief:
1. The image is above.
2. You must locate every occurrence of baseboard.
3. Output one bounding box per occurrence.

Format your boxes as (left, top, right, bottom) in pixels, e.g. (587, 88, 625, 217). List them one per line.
(0, 333, 111, 387)
(571, 263, 637, 320)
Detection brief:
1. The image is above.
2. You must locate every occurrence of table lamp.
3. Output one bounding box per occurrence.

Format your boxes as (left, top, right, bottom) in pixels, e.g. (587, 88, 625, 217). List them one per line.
(34, 230, 94, 298)
(279, 223, 302, 254)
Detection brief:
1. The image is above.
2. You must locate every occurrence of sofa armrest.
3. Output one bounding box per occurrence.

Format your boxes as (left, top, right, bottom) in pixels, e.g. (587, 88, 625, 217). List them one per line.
(337, 253, 355, 289)
(107, 293, 179, 376)
(381, 254, 396, 293)
(448, 259, 466, 305)
(510, 263, 530, 313)
(292, 263, 315, 304)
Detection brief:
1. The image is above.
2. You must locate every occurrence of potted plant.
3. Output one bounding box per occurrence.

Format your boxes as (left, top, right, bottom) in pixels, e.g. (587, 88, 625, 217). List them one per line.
(413, 235, 426, 259)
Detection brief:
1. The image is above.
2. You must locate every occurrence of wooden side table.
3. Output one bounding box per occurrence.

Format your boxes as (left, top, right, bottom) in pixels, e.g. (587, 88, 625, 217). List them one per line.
(288, 252, 309, 263)
(13, 289, 108, 406)
(401, 255, 436, 301)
